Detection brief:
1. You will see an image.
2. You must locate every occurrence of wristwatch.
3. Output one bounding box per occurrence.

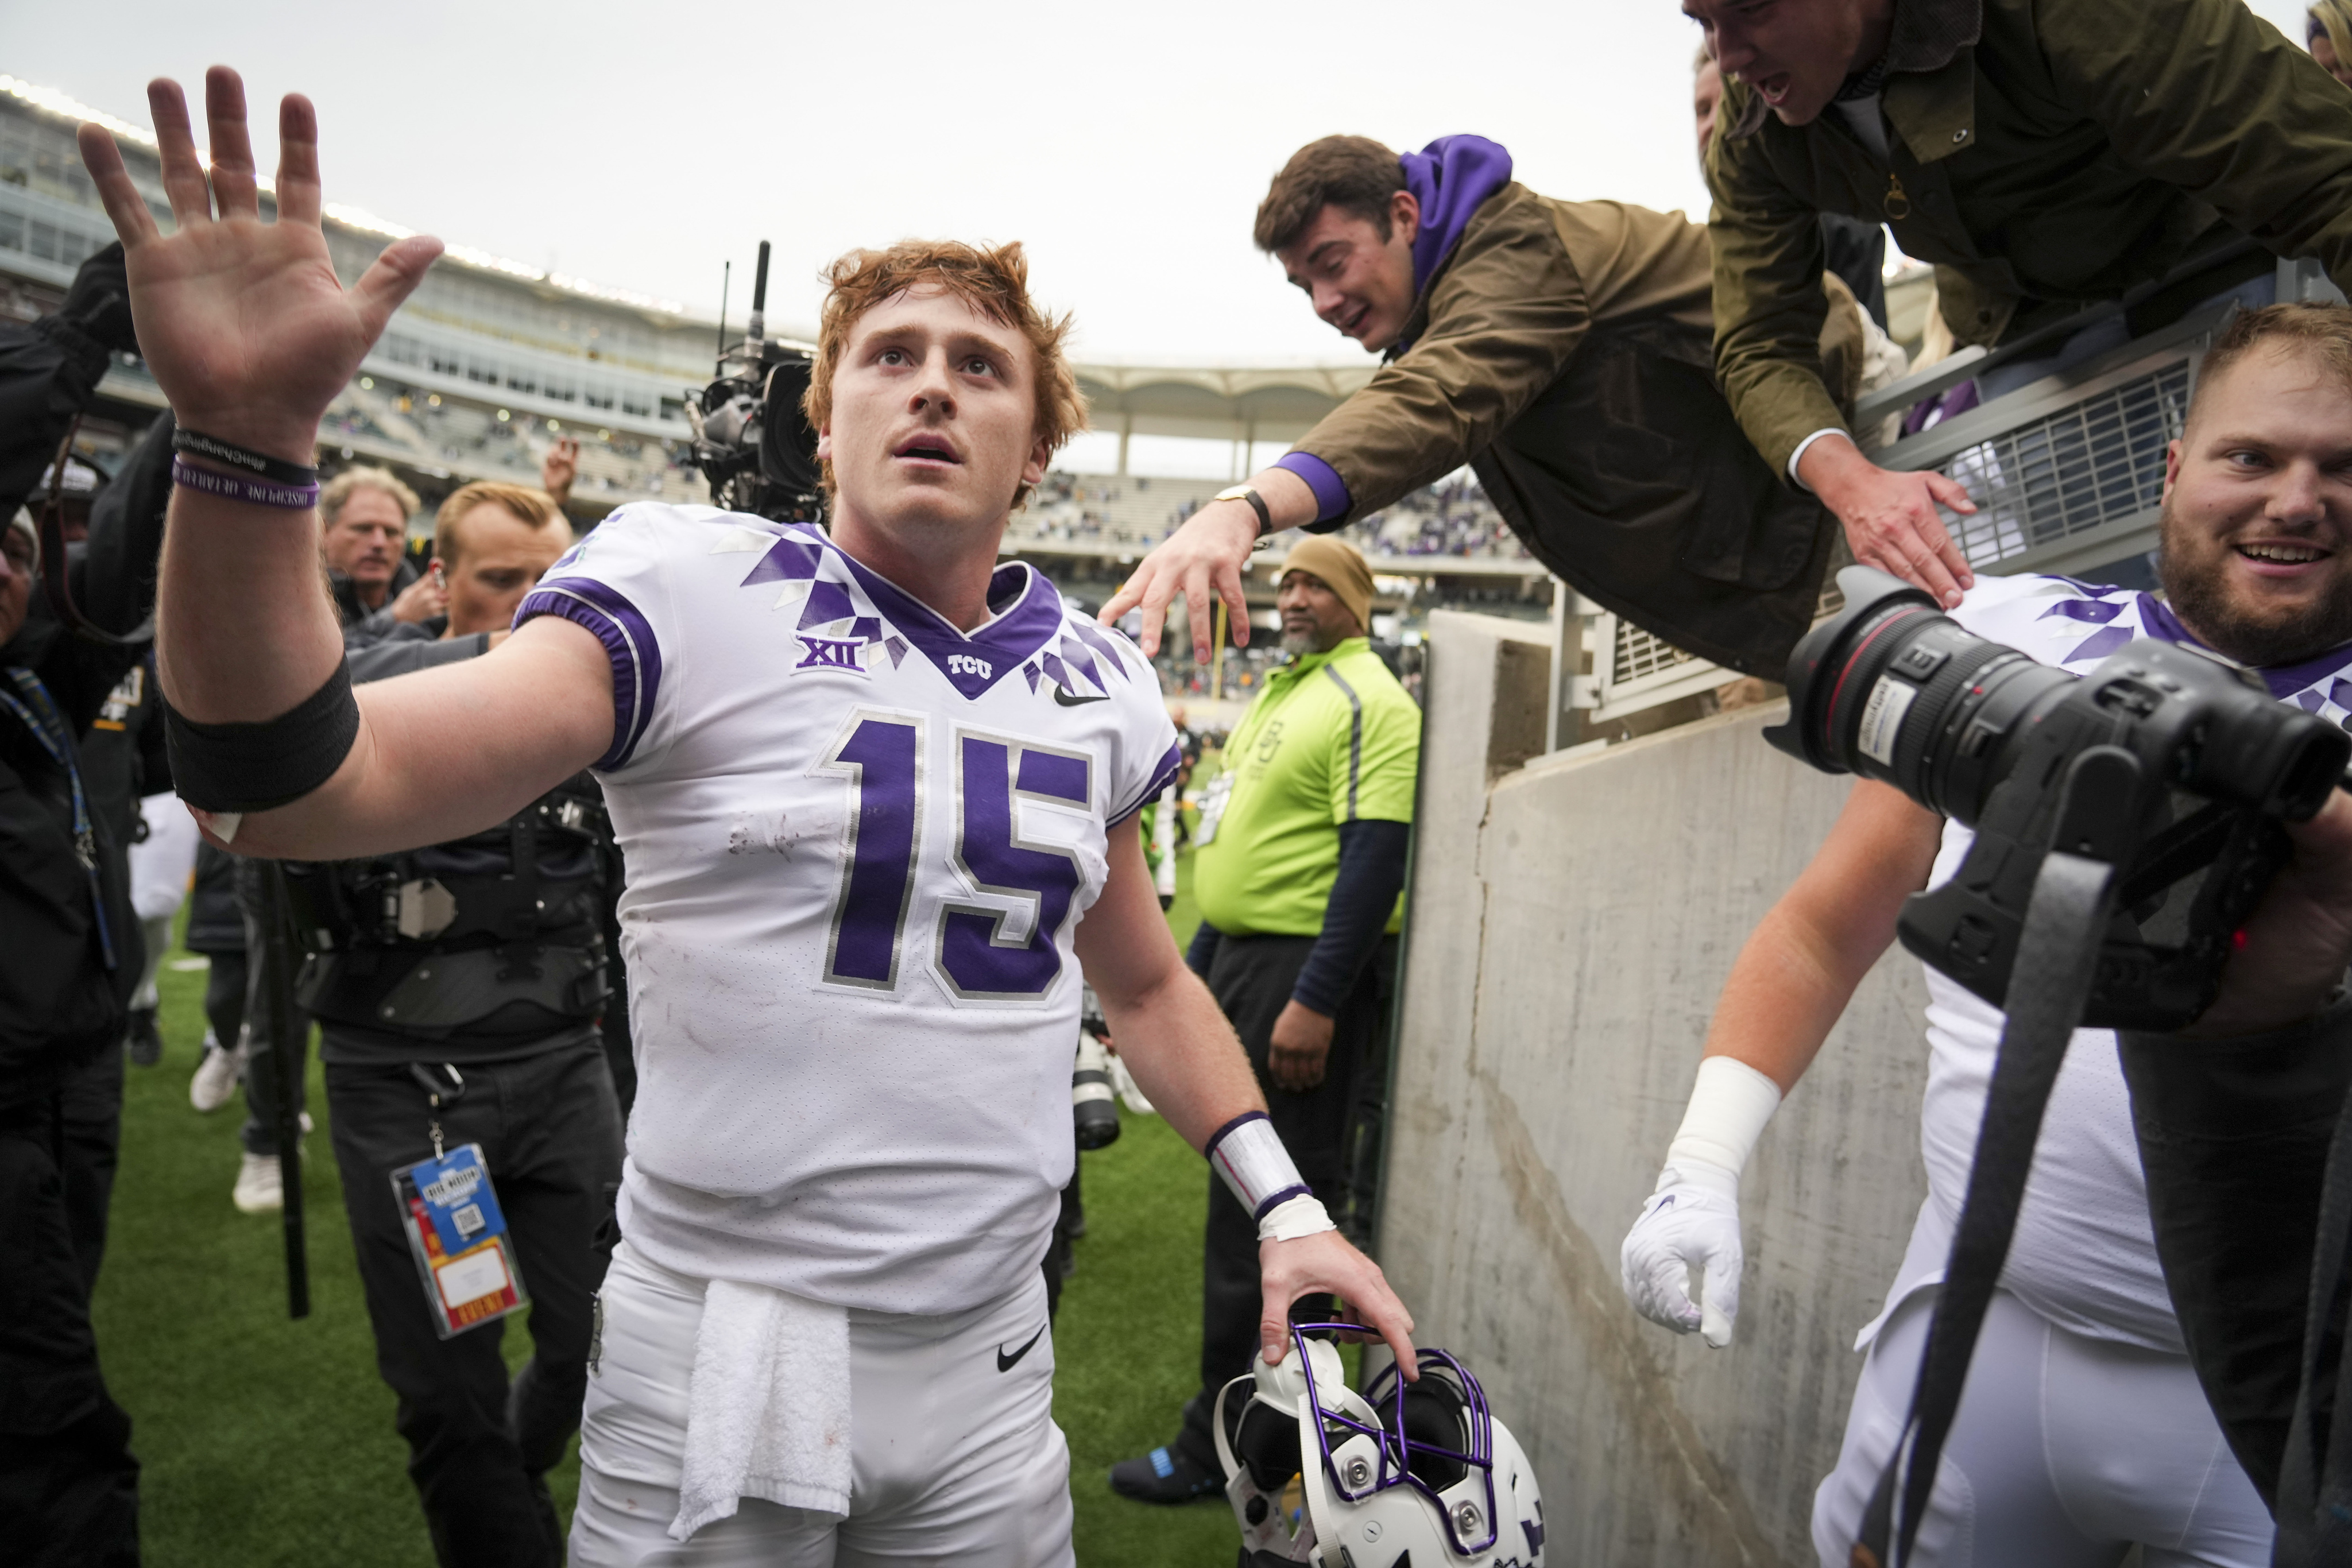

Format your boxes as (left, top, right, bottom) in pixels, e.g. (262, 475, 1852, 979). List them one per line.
(1213, 483, 1274, 537)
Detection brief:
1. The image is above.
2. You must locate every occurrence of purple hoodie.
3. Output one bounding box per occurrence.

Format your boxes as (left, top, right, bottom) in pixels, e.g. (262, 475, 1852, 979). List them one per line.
(1276, 135, 1517, 525)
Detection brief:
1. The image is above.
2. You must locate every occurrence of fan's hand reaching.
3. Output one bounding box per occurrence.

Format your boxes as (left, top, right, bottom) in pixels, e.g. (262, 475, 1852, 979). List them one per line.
(75, 67, 443, 466)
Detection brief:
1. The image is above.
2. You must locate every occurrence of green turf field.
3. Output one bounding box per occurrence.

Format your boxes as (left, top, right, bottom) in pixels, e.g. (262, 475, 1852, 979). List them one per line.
(94, 859, 1240, 1565)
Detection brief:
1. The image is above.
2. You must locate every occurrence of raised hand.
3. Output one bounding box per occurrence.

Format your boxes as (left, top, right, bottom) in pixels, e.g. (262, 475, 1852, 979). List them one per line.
(1099, 500, 1259, 662)
(75, 67, 443, 464)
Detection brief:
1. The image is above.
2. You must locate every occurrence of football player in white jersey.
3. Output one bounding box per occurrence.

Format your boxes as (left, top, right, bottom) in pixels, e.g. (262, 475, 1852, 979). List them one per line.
(1620, 302, 2352, 1566)
(81, 69, 1414, 1566)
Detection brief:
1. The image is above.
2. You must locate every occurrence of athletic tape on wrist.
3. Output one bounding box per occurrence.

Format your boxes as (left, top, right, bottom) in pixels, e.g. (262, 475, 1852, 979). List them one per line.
(170, 458, 320, 511)
(1259, 1192, 1336, 1244)
(171, 428, 319, 486)
(1663, 1055, 1784, 1186)
(165, 659, 361, 814)
(1205, 1112, 1311, 1220)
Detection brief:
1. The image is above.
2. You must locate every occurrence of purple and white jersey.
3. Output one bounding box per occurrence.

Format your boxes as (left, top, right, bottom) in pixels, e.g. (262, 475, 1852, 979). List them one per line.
(516, 505, 1181, 1314)
(1887, 572, 2352, 1352)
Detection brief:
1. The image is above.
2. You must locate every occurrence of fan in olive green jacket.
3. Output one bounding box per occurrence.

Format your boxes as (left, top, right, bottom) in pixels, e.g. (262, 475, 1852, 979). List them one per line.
(1104, 135, 1873, 679)
(1708, 0, 2352, 489)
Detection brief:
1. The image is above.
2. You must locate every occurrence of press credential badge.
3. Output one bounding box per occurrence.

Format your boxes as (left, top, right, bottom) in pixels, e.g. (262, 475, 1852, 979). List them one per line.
(392, 1143, 528, 1337)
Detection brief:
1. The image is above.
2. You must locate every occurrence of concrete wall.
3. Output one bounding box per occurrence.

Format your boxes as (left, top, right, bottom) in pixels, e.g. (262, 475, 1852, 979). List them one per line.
(1380, 611, 1932, 1567)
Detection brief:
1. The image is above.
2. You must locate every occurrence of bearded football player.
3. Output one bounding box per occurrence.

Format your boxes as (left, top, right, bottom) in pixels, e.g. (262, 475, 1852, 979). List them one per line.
(81, 68, 1413, 1566)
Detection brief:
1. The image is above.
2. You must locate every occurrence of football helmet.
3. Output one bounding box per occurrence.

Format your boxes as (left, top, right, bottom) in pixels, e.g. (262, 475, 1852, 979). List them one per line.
(1212, 1322, 1546, 1568)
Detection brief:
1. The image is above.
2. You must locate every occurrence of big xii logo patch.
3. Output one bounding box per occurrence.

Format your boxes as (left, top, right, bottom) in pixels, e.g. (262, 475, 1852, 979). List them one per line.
(798, 634, 869, 672)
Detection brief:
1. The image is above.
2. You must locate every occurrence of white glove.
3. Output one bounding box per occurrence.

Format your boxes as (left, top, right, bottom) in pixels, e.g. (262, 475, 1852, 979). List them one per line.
(1620, 1160, 1745, 1348)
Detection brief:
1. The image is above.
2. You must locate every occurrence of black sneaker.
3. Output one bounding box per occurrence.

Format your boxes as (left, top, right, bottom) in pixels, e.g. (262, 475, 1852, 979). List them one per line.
(1108, 1443, 1222, 1504)
(127, 1008, 164, 1067)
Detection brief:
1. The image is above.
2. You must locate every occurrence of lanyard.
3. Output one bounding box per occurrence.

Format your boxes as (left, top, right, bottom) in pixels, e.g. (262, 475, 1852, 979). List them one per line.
(1, 665, 116, 970)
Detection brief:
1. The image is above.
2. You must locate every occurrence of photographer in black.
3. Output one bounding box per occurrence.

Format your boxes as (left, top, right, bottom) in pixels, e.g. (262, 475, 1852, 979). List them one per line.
(294, 479, 624, 1568)
(0, 242, 163, 1567)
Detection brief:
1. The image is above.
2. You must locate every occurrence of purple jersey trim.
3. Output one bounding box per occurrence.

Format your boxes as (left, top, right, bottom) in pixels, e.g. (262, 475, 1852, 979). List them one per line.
(1275, 452, 1353, 526)
(1110, 740, 1185, 828)
(515, 580, 663, 770)
(829, 548, 1065, 700)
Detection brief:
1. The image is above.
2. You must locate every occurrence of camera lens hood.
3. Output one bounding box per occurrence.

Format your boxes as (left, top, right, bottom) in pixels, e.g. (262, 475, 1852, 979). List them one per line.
(1763, 565, 1941, 773)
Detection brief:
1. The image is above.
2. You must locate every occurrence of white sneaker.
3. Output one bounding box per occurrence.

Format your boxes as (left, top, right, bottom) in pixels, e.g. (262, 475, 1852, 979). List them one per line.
(229, 1117, 314, 1215)
(189, 1027, 249, 1113)
(233, 1151, 283, 1213)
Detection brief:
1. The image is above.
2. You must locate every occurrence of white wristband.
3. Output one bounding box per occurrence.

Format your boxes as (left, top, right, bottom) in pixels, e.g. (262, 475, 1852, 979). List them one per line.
(1207, 1112, 1310, 1219)
(1259, 1193, 1337, 1243)
(1662, 1056, 1784, 1190)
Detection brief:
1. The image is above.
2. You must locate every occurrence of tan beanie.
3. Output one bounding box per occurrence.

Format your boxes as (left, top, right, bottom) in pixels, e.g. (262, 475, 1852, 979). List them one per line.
(1278, 535, 1374, 637)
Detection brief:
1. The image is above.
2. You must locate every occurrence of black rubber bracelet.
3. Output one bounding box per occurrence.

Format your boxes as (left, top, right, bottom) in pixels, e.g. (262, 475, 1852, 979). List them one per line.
(171, 428, 319, 487)
(165, 659, 361, 813)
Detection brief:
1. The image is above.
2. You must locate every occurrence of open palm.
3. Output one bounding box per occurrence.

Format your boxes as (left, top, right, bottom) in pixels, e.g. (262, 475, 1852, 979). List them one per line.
(75, 68, 442, 464)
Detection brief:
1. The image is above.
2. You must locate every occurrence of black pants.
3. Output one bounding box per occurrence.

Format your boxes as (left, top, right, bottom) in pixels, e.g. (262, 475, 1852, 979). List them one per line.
(0, 1093, 140, 1567)
(1175, 931, 1396, 1468)
(59, 1037, 126, 1299)
(324, 1038, 624, 1568)
(199, 943, 245, 1058)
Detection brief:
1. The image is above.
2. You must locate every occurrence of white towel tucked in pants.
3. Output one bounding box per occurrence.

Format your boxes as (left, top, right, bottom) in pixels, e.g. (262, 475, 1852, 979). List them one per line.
(671, 1277, 853, 1538)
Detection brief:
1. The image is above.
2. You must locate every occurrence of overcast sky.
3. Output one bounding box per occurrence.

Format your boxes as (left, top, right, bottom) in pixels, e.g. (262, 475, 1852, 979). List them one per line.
(2, 0, 2316, 364)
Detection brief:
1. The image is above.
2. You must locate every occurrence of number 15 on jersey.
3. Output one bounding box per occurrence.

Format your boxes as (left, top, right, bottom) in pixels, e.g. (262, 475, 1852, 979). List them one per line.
(816, 708, 1097, 1004)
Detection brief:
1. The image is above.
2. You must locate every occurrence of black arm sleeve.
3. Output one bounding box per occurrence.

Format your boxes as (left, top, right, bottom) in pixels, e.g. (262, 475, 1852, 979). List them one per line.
(1290, 818, 1410, 1017)
(1185, 919, 1220, 979)
(2119, 997, 2352, 1512)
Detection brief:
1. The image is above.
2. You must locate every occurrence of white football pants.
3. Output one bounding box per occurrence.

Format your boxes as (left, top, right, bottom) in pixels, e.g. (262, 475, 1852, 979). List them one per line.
(1812, 1286, 2272, 1568)
(570, 1244, 1073, 1567)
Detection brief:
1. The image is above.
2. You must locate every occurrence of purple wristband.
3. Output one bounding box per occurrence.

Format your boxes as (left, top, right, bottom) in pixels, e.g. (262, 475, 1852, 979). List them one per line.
(171, 457, 322, 510)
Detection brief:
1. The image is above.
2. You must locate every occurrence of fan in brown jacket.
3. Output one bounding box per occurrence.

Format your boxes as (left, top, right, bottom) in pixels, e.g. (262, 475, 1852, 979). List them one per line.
(1102, 133, 1877, 677)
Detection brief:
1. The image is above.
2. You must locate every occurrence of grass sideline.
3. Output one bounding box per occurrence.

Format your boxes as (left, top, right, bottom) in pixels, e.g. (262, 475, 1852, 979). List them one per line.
(92, 867, 1239, 1565)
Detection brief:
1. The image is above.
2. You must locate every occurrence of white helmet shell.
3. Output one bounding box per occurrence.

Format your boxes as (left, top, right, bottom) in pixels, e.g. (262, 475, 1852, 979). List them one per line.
(1214, 1324, 1546, 1568)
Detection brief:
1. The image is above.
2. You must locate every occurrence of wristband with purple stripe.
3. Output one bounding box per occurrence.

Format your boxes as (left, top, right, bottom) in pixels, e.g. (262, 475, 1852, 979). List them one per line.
(1206, 1110, 1312, 1219)
(171, 458, 322, 511)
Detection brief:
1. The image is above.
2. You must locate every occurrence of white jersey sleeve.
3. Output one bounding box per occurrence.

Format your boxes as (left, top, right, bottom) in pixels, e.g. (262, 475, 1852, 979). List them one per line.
(513, 502, 694, 777)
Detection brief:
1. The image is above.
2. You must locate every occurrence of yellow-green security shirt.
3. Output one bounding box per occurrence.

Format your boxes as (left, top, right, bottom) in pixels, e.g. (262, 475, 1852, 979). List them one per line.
(1192, 638, 1420, 938)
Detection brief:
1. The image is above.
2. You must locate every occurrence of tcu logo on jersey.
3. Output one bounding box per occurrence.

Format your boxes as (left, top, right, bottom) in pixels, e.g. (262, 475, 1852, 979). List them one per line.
(798, 636, 868, 674)
(946, 653, 993, 680)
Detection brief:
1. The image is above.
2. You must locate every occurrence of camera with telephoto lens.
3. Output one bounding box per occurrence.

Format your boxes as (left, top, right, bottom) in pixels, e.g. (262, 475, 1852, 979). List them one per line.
(1073, 990, 1120, 1150)
(686, 240, 825, 525)
(1766, 566, 2351, 1030)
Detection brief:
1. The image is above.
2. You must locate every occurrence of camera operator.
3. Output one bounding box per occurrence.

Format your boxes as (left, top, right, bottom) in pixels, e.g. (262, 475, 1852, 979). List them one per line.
(0, 241, 161, 1566)
(1620, 303, 2352, 1565)
(284, 479, 623, 1567)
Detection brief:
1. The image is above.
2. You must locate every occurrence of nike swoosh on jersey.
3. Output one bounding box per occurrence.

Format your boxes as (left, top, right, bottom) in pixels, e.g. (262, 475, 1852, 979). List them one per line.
(1052, 687, 1109, 707)
(996, 1325, 1046, 1372)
